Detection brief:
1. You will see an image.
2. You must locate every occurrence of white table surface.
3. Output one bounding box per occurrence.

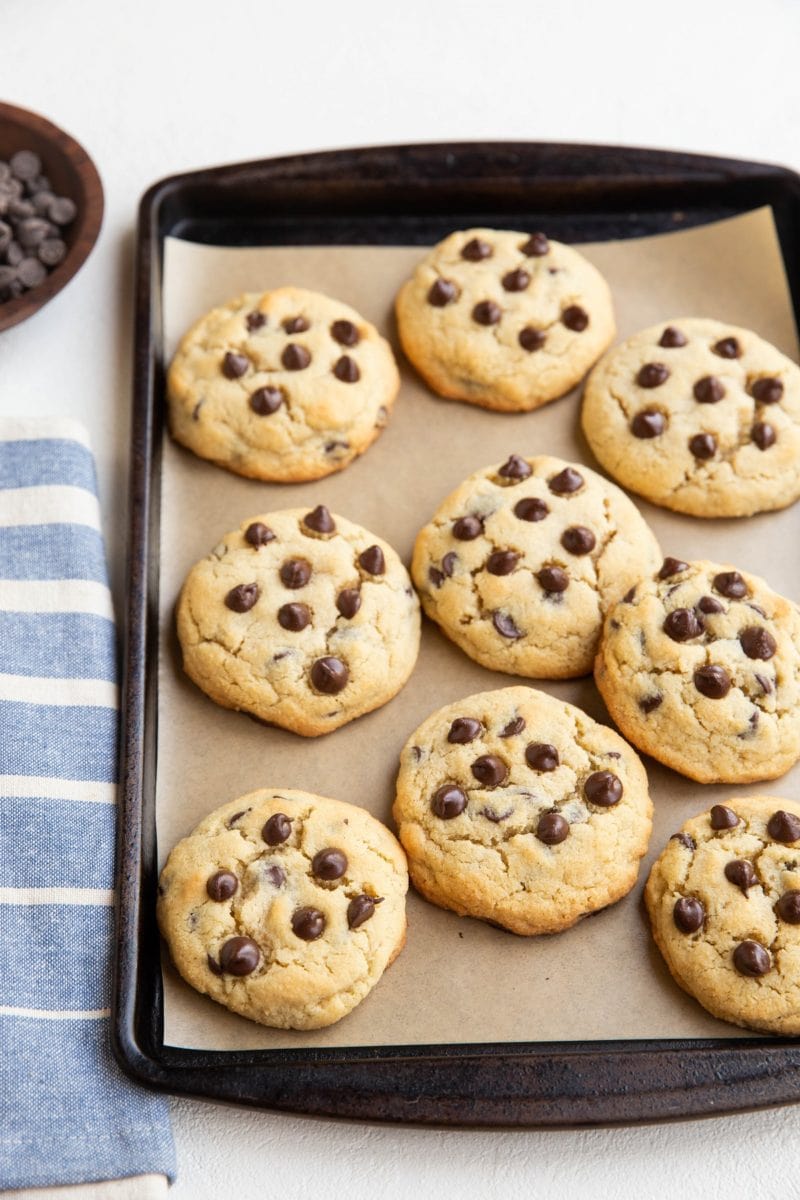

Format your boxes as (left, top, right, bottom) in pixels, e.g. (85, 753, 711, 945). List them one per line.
(4, 0, 800, 1194)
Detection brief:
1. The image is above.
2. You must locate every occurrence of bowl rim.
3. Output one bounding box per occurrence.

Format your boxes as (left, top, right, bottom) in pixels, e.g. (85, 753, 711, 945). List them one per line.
(0, 100, 104, 333)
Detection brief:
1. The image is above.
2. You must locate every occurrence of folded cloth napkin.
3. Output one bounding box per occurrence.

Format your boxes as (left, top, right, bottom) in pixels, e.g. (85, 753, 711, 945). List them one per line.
(0, 419, 175, 1192)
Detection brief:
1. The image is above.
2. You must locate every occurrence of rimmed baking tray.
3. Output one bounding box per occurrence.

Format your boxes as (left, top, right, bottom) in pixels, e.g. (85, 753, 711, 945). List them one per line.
(116, 141, 800, 1124)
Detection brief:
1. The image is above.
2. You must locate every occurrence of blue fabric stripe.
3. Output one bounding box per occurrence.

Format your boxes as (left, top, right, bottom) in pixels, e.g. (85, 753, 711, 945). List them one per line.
(0, 524, 107, 583)
(0, 611, 116, 679)
(0, 701, 118, 780)
(0, 1017, 176, 1189)
(0, 904, 112, 1010)
(0, 438, 97, 492)
(0, 798, 116, 889)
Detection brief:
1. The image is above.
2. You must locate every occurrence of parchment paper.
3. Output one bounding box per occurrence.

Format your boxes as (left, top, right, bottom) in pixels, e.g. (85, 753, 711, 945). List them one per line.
(158, 208, 799, 1049)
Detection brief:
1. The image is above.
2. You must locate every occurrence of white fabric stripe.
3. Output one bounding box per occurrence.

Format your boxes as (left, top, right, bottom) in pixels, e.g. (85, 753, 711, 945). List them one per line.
(0, 578, 115, 619)
(0, 1005, 110, 1020)
(0, 673, 118, 708)
(0, 887, 115, 906)
(0, 775, 116, 804)
(0, 418, 92, 449)
(0, 485, 101, 531)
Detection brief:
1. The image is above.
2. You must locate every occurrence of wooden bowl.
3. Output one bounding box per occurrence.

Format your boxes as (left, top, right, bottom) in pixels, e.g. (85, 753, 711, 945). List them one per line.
(0, 101, 104, 332)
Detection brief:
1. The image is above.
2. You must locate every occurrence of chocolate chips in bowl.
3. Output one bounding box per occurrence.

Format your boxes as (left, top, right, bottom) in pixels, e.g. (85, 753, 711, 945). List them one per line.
(0, 101, 103, 332)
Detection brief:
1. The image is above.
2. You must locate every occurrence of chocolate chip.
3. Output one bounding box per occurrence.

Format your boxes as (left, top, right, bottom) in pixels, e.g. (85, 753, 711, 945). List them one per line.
(690, 432, 717, 460)
(244, 523, 274, 549)
(359, 545, 385, 575)
(752, 377, 783, 405)
(739, 626, 776, 661)
(312, 848, 347, 880)
(431, 785, 468, 819)
(10, 149, 41, 180)
(663, 608, 704, 642)
(752, 422, 776, 450)
(755, 674, 773, 694)
(670, 832, 696, 850)
(283, 315, 310, 334)
(310, 656, 349, 694)
(584, 771, 623, 806)
(521, 232, 549, 256)
(207, 954, 222, 976)
(637, 363, 670, 388)
(693, 376, 725, 404)
(493, 611, 523, 639)
(336, 588, 361, 618)
(499, 716, 526, 737)
(725, 860, 757, 895)
(325, 440, 350, 455)
(482, 805, 514, 823)
(219, 936, 260, 975)
(262, 813, 292, 845)
(206, 871, 238, 901)
(710, 804, 739, 830)
(694, 665, 730, 699)
(16, 257, 46, 288)
(519, 327, 546, 352)
(537, 566, 569, 594)
(452, 515, 483, 540)
(461, 237, 492, 261)
(278, 602, 310, 632)
(330, 319, 360, 346)
(525, 743, 559, 772)
(498, 454, 532, 481)
(767, 810, 800, 843)
(47, 196, 76, 226)
(250, 385, 284, 415)
(222, 351, 249, 379)
(487, 550, 519, 575)
(225, 582, 259, 612)
(537, 812, 569, 845)
(282, 343, 311, 370)
(639, 694, 663, 714)
(673, 897, 704, 933)
(631, 410, 666, 438)
(713, 336, 741, 359)
(428, 278, 458, 306)
(514, 496, 548, 521)
(304, 505, 336, 534)
(713, 571, 747, 599)
(659, 326, 688, 348)
(448, 717, 483, 744)
(548, 467, 583, 495)
(775, 890, 800, 924)
(733, 940, 771, 977)
(333, 355, 360, 383)
(659, 557, 689, 579)
(562, 305, 589, 332)
(502, 268, 530, 292)
(280, 559, 311, 589)
(246, 310, 266, 332)
(472, 300, 502, 325)
(471, 755, 508, 787)
(263, 865, 286, 888)
(291, 907, 326, 941)
(441, 552, 457, 577)
(347, 894, 378, 928)
(561, 526, 595, 556)
(697, 595, 724, 614)
(37, 238, 66, 267)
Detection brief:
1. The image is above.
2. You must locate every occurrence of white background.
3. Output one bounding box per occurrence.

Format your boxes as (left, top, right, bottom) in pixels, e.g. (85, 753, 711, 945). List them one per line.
(4, 0, 800, 1195)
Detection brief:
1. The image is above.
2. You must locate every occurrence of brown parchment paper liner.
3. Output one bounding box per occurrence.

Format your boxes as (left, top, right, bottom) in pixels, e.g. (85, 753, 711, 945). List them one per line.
(159, 208, 799, 1050)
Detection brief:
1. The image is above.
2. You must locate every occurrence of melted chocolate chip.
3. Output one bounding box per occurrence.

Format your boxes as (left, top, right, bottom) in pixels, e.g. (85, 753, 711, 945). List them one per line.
(499, 716, 526, 737)
(453, 514, 483, 540)
(312, 848, 348, 880)
(537, 812, 569, 845)
(639, 694, 663, 714)
(498, 454, 532, 481)
(347, 894, 378, 928)
(725, 860, 757, 895)
(262, 813, 292, 845)
(472, 300, 502, 325)
(246, 310, 266, 332)
(514, 497, 548, 521)
(358, 545, 385, 575)
(521, 232, 549, 256)
(250, 385, 284, 415)
(710, 804, 739, 830)
(281, 343, 311, 370)
(713, 336, 741, 359)
(331, 319, 360, 346)
(304, 505, 336, 534)
(310, 656, 349, 694)
(561, 526, 595, 555)
(207, 954, 222, 975)
(637, 362, 670, 388)
(428, 278, 458, 306)
(670, 832, 696, 850)
(694, 665, 730, 699)
(461, 237, 492, 261)
(336, 588, 361, 619)
(280, 559, 311, 589)
(519, 327, 546, 352)
(631, 410, 666, 438)
(733, 940, 771, 977)
(482, 805, 514, 823)
(776, 890, 800, 924)
(431, 784, 468, 819)
(673, 897, 705, 933)
(755, 673, 773, 694)
(659, 326, 688, 348)
(442, 552, 457, 576)
(245, 522, 275, 548)
(222, 350, 249, 379)
(219, 936, 260, 975)
(659, 557, 689, 579)
(713, 571, 747, 599)
(493, 611, 523, 639)
(663, 608, 704, 642)
(263, 865, 286, 888)
(562, 305, 589, 331)
(291, 907, 326, 941)
(502, 268, 530, 292)
(525, 743, 559, 772)
(767, 810, 800, 843)
(447, 717, 483, 744)
(225, 582, 259, 612)
(471, 755, 508, 787)
(584, 771, 623, 807)
(739, 626, 777, 660)
(206, 871, 238, 901)
(333, 355, 360, 383)
(689, 432, 717, 460)
(752, 422, 776, 450)
(428, 567, 444, 587)
(283, 315, 309, 333)
(694, 376, 725, 404)
(752, 377, 783, 405)
(697, 595, 724, 614)
(537, 566, 569, 594)
(487, 550, 519, 575)
(278, 602, 310, 632)
(548, 467, 583, 495)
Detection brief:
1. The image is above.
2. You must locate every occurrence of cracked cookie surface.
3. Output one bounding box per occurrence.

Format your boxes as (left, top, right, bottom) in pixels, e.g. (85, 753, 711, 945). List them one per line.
(411, 454, 661, 679)
(646, 795, 800, 1034)
(157, 789, 408, 1030)
(393, 686, 652, 935)
(595, 557, 800, 783)
(177, 507, 420, 736)
(167, 287, 399, 481)
(582, 317, 800, 517)
(395, 228, 615, 412)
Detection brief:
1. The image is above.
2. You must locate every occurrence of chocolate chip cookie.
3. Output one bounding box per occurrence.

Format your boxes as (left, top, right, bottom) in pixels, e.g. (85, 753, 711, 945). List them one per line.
(167, 287, 399, 481)
(395, 228, 615, 412)
(582, 317, 800, 517)
(646, 796, 800, 1034)
(393, 686, 652, 935)
(158, 789, 408, 1030)
(411, 454, 661, 679)
(595, 558, 800, 783)
(176, 507, 420, 736)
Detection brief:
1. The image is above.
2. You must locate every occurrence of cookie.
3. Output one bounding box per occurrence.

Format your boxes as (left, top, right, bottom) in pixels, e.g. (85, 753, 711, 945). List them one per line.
(157, 789, 408, 1030)
(176, 507, 420, 736)
(393, 686, 652, 935)
(595, 557, 800, 784)
(411, 454, 661, 679)
(646, 796, 800, 1035)
(395, 228, 615, 412)
(582, 317, 800, 517)
(167, 287, 400, 481)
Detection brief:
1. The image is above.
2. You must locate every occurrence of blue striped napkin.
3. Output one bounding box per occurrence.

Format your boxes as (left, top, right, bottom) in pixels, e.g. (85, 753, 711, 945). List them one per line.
(0, 419, 175, 1191)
